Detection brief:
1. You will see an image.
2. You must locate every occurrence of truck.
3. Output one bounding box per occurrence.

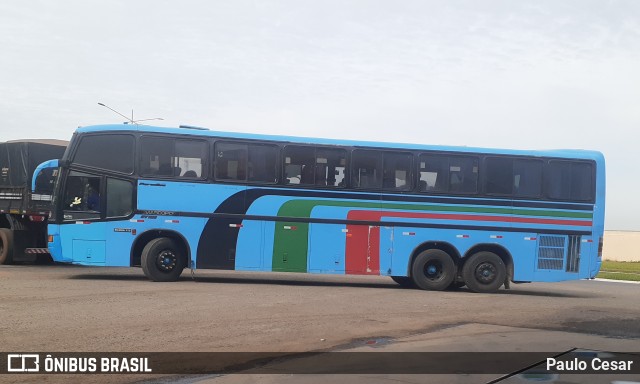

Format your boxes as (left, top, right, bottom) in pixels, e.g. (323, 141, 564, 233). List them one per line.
(0, 139, 67, 264)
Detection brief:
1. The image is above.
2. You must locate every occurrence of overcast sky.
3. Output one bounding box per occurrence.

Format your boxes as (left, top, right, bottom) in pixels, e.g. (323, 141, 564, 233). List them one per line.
(1, 0, 638, 230)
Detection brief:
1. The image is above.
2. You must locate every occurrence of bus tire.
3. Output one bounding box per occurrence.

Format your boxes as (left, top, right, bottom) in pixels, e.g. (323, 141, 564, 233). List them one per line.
(411, 249, 456, 291)
(462, 251, 506, 293)
(391, 276, 413, 288)
(0, 228, 14, 265)
(141, 237, 185, 282)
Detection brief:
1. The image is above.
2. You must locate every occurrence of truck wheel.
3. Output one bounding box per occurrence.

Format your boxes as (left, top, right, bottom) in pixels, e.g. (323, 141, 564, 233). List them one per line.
(141, 237, 185, 282)
(0, 229, 14, 265)
(411, 249, 456, 291)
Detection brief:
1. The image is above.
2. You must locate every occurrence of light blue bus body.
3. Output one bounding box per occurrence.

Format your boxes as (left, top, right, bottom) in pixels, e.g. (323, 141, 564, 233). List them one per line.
(47, 124, 605, 292)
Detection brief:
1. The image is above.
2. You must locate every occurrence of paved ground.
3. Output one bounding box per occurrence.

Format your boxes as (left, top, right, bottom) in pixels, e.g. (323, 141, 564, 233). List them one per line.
(0, 264, 639, 383)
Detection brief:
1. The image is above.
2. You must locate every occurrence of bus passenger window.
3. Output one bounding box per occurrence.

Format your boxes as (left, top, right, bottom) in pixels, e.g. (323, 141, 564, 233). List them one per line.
(316, 148, 346, 187)
(513, 159, 542, 198)
(284, 146, 315, 185)
(546, 161, 593, 201)
(382, 152, 412, 191)
(247, 144, 278, 183)
(485, 157, 513, 195)
(419, 155, 448, 192)
(449, 156, 478, 193)
(215, 142, 247, 181)
(175, 140, 206, 178)
(352, 150, 382, 189)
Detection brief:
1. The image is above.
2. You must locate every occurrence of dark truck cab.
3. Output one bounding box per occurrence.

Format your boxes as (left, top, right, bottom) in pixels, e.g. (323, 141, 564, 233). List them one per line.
(0, 139, 67, 263)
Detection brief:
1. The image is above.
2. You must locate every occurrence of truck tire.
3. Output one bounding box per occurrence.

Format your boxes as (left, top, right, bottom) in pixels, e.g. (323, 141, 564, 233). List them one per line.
(0, 228, 14, 265)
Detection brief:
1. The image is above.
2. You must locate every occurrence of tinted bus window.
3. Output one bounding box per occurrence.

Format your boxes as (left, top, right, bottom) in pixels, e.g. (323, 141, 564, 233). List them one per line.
(514, 159, 542, 198)
(214, 142, 247, 181)
(106, 178, 134, 218)
(316, 148, 346, 187)
(419, 154, 478, 194)
(140, 137, 207, 178)
(383, 152, 412, 191)
(214, 141, 278, 183)
(485, 157, 512, 195)
(546, 161, 593, 201)
(283, 146, 346, 187)
(485, 157, 543, 197)
(247, 144, 278, 183)
(352, 150, 382, 189)
(284, 146, 315, 185)
(74, 135, 134, 174)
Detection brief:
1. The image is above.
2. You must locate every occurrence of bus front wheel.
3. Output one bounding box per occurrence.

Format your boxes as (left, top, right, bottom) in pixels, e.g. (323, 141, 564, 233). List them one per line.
(141, 237, 185, 282)
(462, 251, 506, 293)
(411, 249, 456, 291)
(0, 228, 14, 265)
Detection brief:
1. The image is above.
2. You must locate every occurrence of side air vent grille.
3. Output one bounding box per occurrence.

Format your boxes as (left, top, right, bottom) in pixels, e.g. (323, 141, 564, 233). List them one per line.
(566, 235, 581, 273)
(537, 235, 565, 270)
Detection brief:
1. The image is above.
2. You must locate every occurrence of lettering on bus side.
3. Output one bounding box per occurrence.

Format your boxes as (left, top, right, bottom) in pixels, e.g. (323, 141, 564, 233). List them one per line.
(140, 210, 175, 216)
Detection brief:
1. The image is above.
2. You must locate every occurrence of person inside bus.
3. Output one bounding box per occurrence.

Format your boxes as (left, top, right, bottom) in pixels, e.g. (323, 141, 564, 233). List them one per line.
(87, 179, 100, 211)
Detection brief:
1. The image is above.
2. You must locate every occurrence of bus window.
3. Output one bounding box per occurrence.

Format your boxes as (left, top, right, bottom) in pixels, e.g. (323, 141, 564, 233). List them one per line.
(247, 144, 278, 183)
(284, 146, 315, 185)
(214, 142, 247, 181)
(74, 134, 134, 174)
(419, 154, 477, 194)
(175, 140, 206, 178)
(449, 156, 478, 193)
(546, 161, 593, 201)
(513, 159, 542, 198)
(351, 150, 382, 189)
(485, 157, 513, 195)
(141, 137, 207, 178)
(284, 146, 346, 187)
(106, 178, 134, 218)
(418, 155, 448, 192)
(316, 148, 346, 187)
(486, 157, 543, 197)
(383, 152, 412, 191)
(62, 171, 101, 220)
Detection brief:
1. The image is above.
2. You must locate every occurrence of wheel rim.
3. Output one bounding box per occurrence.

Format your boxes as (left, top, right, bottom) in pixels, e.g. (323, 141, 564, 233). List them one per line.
(474, 262, 497, 284)
(155, 249, 177, 272)
(423, 261, 444, 281)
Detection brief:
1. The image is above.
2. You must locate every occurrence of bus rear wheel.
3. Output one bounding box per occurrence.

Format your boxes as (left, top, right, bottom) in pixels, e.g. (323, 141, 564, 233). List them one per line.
(141, 237, 185, 282)
(411, 249, 456, 291)
(0, 228, 14, 265)
(462, 251, 506, 293)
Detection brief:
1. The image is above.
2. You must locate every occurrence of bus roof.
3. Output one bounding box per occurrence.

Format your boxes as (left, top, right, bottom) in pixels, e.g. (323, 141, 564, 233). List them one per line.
(75, 124, 604, 162)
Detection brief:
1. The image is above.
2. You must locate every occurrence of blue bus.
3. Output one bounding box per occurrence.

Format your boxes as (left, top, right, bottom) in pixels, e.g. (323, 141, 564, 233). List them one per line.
(46, 124, 605, 293)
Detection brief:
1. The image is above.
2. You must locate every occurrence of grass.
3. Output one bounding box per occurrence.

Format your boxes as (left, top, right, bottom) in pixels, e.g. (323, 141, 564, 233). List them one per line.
(597, 260, 640, 281)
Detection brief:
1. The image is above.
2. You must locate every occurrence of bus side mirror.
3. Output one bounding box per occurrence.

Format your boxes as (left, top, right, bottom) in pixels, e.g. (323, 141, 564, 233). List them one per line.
(32, 159, 60, 193)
